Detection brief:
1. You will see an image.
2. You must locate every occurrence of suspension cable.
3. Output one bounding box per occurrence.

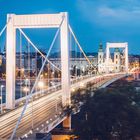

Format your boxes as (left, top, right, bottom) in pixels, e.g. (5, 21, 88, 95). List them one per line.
(0, 24, 7, 37)
(0, 16, 12, 37)
(68, 25, 92, 66)
(69, 25, 103, 75)
(18, 28, 61, 72)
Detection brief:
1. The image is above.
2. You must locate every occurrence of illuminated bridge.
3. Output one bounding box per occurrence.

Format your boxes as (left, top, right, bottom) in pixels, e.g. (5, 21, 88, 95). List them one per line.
(0, 12, 138, 140)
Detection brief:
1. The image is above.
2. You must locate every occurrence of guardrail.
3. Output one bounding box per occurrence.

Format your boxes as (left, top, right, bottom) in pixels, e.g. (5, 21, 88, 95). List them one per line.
(1, 72, 127, 110)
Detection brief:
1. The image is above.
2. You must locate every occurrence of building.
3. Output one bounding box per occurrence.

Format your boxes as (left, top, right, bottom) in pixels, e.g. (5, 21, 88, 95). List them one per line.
(50, 55, 97, 76)
(98, 43, 122, 73)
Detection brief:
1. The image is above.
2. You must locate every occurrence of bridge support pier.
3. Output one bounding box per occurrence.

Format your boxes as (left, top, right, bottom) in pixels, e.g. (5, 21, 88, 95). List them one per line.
(52, 116, 72, 140)
(63, 116, 71, 130)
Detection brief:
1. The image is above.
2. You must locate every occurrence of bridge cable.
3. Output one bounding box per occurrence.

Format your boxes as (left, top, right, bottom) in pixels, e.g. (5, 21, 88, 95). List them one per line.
(69, 25, 101, 76)
(70, 25, 109, 76)
(18, 28, 61, 72)
(68, 25, 93, 66)
(0, 24, 7, 37)
(10, 16, 65, 140)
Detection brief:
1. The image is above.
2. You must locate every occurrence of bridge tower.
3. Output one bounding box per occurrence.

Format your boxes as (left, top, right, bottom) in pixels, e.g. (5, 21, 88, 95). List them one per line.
(106, 42, 128, 73)
(6, 12, 70, 109)
(98, 42, 104, 73)
(114, 48, 121, 73)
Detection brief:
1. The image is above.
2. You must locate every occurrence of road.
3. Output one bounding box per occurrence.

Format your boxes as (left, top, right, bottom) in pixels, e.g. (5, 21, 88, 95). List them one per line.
(0, 73, 126, 139)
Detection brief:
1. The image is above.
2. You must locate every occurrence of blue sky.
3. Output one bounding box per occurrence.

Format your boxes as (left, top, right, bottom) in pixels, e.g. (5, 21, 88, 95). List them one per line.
(0, 0, 140, 54)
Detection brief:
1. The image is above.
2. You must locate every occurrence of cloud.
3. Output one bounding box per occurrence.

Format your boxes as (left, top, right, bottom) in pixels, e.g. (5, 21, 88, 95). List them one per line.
(76, 0, 140, 27)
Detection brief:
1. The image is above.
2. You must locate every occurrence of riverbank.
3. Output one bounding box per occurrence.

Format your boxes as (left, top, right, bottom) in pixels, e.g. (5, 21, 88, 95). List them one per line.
(72, 76, 140, 140)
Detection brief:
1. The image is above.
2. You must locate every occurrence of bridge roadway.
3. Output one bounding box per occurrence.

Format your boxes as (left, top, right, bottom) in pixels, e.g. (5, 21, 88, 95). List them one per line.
(0, 73, 127, 140)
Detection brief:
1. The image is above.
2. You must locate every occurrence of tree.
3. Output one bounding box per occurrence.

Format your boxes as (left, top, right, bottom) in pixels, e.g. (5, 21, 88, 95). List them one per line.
(73, 88, 140, 140)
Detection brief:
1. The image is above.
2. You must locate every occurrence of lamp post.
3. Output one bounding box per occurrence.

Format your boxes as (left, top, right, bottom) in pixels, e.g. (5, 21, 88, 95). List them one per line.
(0, 85, 4, 114)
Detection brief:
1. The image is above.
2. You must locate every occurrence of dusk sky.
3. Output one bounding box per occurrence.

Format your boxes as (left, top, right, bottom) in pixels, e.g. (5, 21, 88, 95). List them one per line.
(0, 0, 140, 54)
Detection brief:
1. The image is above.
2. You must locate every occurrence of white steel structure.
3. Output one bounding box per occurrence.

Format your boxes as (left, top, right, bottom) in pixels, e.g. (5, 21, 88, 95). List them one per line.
(106, 42, 128, 73)
(6, 13, 70, 109)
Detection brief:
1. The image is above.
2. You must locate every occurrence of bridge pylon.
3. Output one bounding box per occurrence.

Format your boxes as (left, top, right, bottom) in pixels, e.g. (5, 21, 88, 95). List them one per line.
(106, 42, 129, 73)
(6, 12, 71, 109)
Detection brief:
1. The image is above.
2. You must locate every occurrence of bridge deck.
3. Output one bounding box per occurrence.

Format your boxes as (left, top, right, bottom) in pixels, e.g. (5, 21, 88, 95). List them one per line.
(0, 73, 127, 139)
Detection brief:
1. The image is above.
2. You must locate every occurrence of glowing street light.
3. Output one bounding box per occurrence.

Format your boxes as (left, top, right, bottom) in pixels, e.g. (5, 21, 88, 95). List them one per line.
(25, 78, 29, 83)
(71, 88, 75, 92)
(80, 83, 84, 88)
(38, 81, 45, 95)
(38, 81, 44, 89)
(23, 87, 29, 92)
(21, 68, 24, 72)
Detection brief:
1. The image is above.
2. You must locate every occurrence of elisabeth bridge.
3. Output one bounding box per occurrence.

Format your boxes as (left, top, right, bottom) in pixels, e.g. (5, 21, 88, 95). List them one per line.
(0, 12, 139, 140)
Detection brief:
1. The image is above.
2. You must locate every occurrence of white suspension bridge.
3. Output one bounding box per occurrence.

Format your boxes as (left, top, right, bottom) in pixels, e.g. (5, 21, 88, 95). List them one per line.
(0, 12, 139, 140)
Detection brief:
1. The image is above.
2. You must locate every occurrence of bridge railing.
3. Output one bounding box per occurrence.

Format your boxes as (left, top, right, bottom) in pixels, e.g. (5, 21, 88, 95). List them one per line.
(1, 72, 127, 112)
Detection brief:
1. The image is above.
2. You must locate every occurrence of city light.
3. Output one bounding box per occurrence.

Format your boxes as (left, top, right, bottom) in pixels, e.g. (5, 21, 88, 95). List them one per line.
(29, 130, 33, 134)
(24, 134, 28, 138)
(38, 81, 44, 89)
(80, 83, 84, 87)
(21, 68, 24, 72)
(23, 87, 29, 93)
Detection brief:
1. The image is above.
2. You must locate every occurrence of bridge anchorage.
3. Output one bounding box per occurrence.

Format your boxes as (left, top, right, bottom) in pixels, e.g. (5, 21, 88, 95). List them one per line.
(0, 12, 134, 140)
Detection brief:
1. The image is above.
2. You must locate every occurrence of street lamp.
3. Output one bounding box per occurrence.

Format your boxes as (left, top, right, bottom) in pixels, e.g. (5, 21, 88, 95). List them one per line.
(38, 81, 44, 88)
(0, 85, 4, 114)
